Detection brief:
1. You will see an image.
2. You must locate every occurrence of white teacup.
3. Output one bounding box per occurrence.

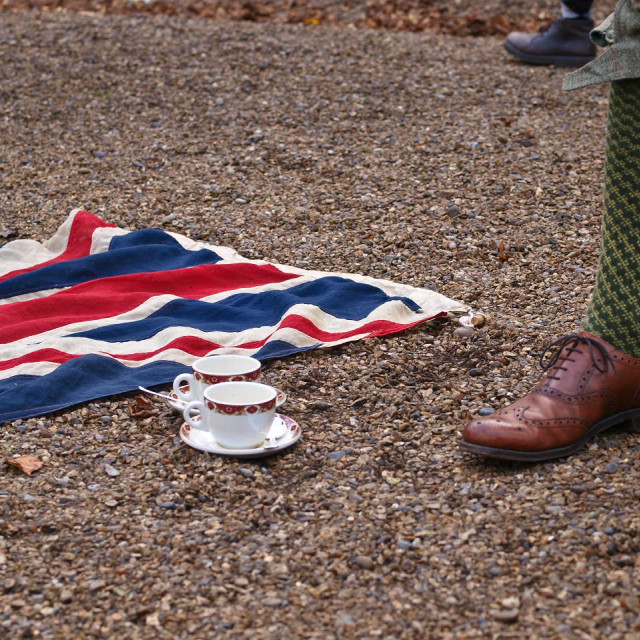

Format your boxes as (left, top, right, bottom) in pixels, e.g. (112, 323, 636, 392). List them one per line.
(183, 381, 277, 449)
(173, 355, 261, 404)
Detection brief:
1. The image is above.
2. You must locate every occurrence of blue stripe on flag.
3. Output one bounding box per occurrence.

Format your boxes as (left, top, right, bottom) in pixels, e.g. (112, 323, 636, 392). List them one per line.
(70, 277, 421, 341)
(254, 340, 320, 360)
(0, 229, 223, 300)
(0, 340, 318, 422)
(0, 356, 189, 423)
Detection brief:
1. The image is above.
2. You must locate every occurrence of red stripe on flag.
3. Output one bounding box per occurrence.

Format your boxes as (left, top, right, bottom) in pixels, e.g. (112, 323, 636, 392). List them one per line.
(0, 263, 299, 344)
(0, 348, 76, 371)
(0, 312, 441, 373)
(0, 211, 116, 284)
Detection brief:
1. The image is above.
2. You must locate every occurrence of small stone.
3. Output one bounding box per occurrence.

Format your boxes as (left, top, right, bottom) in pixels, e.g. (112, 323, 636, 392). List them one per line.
(93, 151, 107, 159)
(606, 462, 618, 474)
(453, 327, 474, 338)
(468, 368, 482, 377)
(446, 204, 460, 217)
(490, 608, 519, 623)
(263, 597, 282, 606)
(88, 580, 107, 592)
(104, 464, 120, 477)
(104, 498, 118, 507)
(354, 555, 374, 569)
(60, 589, 73, 603)
(238, 467, 254, 479)
(470, 313, 486, 327)
(501, 596, 520, 609)
(478, 407, 495, 416)
(160, 501, 176, 509)
(328, 451, 346, 460)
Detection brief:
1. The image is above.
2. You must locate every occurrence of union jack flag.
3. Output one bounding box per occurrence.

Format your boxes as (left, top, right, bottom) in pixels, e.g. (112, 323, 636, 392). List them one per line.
(0, 210, 466, 423)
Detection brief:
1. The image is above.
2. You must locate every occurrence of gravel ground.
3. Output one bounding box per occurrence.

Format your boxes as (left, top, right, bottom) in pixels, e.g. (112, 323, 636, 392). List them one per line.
(2, 9, 640, 640)
(0, 0, 619, 36)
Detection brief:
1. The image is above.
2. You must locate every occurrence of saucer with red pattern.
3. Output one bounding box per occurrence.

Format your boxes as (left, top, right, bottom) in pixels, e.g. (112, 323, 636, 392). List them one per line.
(179, 413, 300, 458)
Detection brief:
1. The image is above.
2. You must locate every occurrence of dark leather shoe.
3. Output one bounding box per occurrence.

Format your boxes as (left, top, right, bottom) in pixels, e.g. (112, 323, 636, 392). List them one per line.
(461, 332, 640, 461)
(504, 18, 596, 67)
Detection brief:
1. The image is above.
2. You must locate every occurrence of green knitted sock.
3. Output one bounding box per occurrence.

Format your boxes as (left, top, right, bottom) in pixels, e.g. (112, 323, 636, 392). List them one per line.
(584, 79, 640, 358)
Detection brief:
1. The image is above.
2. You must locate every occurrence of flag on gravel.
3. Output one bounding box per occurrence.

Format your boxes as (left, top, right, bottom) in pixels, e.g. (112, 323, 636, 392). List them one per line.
(0, 210, 467, 423)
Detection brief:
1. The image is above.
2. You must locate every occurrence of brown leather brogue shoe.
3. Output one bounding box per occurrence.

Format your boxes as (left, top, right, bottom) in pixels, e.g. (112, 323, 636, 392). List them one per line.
(504, 18, 596, 67)
(461, 332, 640, 461)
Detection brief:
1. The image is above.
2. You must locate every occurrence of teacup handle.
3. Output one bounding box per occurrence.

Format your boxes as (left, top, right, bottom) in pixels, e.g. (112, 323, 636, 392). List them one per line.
(173, 373, 195, 402)
(183, 401, 207, 432)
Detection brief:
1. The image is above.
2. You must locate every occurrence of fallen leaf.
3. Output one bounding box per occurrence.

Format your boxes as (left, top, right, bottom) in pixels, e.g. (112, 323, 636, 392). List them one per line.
(128, 395, 157, 418)
(498, 239, 508, 261)
(7, 455, 43, 475)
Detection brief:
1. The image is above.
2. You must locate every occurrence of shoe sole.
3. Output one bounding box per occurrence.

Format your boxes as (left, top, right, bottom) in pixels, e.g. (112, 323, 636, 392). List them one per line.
(504, 41, 594, 68)
(460, 407, 640, 462)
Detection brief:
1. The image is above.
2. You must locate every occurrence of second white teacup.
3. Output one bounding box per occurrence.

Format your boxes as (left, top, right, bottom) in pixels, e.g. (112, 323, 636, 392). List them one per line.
(173, 354, 262, 403)
(183, 381, 277, 449)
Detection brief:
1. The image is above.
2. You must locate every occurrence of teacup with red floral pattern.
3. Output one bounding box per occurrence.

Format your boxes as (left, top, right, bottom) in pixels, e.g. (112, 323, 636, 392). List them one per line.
(173, 355, 262, 404)
(183, 381, 277, 449)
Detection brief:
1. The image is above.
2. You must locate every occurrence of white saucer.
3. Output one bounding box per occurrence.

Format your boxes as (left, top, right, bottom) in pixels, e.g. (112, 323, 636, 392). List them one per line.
(179, 413, 301, 458)
(169, 385, 287, 412)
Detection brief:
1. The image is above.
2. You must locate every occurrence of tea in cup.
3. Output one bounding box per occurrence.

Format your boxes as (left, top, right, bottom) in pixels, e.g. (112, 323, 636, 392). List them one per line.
(183, 381, 277, 449)
(173, 354, 261, 404)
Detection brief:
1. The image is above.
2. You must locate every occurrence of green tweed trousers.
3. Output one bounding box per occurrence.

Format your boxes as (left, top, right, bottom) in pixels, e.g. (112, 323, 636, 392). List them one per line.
(584, 79, 640, 357)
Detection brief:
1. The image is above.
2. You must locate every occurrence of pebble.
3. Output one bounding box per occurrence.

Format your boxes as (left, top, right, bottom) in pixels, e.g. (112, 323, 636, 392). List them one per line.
(104, 464, 120, 477)
(88, 580, 106, 592)
(328, 451, 346, 460)
(477, 407, 495, 416)
(606, 462, 619, 474)
(354, 555, 374, 570)
(238, 467, 255, 479)
(60, 590, 73, 603)
(446, 204, 460, 217)
(490, 609, 520, 623)
(453, 327, 474, 338)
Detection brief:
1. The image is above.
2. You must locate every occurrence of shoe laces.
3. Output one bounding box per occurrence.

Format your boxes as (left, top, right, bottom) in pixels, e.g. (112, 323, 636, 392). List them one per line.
(540, 334, 617, 381)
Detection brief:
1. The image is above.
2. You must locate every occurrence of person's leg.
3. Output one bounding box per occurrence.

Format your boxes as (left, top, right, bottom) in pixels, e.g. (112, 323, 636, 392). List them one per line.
(504, 0, 595, 67)
(583, 80, 640, 358)
(461, 78, 640, 462)
(561, 0, 593, 19)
